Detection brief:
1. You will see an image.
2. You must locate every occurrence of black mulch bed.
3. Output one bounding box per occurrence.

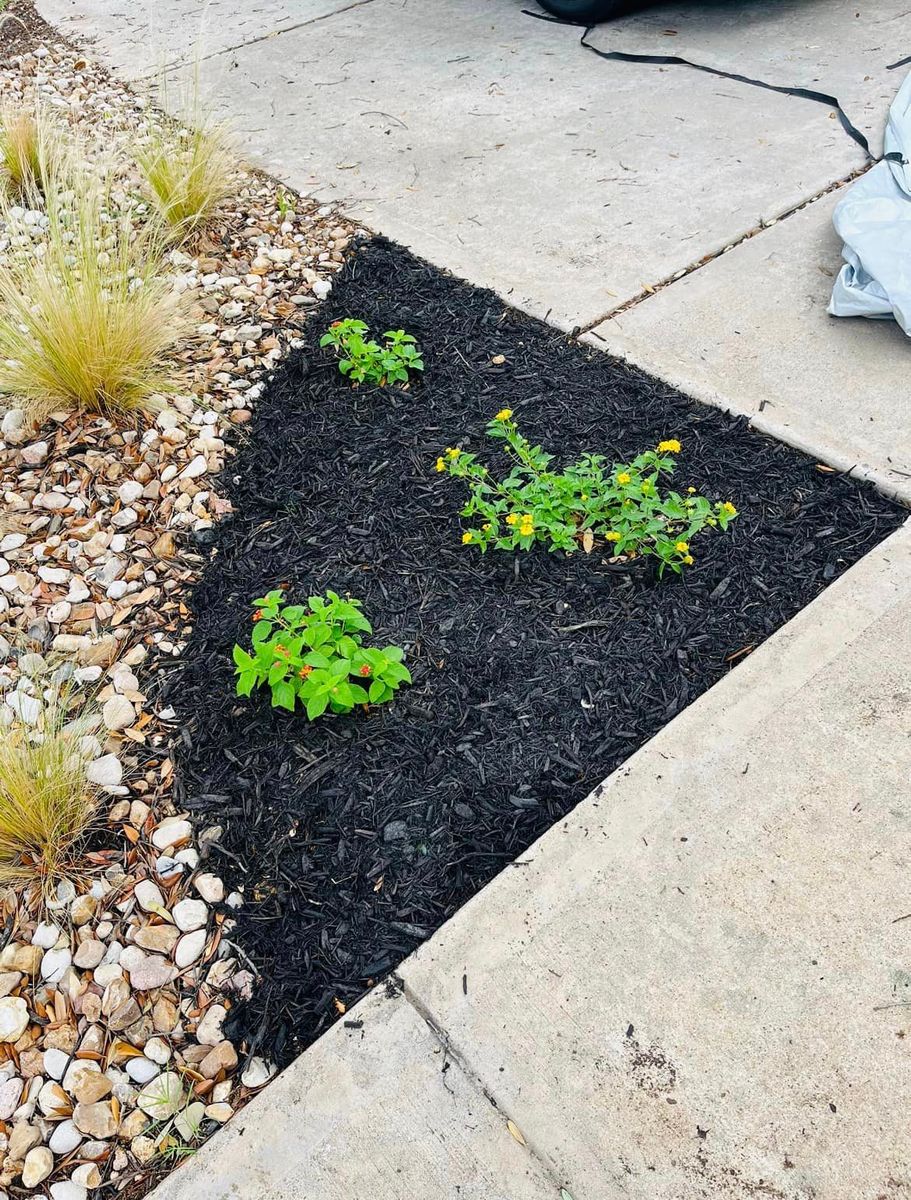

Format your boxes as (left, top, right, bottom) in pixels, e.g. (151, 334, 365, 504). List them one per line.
(164, 237, 905, 1067)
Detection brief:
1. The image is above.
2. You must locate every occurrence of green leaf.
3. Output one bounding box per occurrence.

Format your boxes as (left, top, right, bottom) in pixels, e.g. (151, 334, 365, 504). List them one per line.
(232, 644, 255, 670)
(348, 683, 369, 704)
(251, 620, 273, 645)
(303, 650, 331, 669)
(368, 678, 386, 703)
(271, 681, 296, 712)
(306, 692, 329, 721)
(235, 671, 256, 697)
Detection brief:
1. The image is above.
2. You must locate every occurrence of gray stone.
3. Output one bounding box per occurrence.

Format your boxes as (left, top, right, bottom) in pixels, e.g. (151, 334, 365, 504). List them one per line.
(172, 898, 207, 932)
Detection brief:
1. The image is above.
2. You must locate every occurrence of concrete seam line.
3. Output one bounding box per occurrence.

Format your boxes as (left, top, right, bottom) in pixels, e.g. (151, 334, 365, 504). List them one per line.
(578, 164, 870, 333)
(391, 971, 570, 1191)
(132, 0, 377, 80)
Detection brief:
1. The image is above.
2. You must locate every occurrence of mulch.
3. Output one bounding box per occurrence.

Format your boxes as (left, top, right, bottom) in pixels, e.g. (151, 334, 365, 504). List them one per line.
(164, 236, 906, 1067)
(0, 0, 62, 59)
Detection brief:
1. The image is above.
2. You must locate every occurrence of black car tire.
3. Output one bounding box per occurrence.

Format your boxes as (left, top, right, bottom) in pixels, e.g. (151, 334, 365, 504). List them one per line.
(538, 0, 627, 19)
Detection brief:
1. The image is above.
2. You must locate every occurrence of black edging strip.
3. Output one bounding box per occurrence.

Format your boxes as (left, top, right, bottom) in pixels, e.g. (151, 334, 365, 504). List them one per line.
(522, 8, 876, 160)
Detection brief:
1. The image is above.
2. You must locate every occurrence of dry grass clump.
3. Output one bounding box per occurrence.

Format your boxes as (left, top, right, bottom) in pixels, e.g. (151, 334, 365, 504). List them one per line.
(0, 152, 191, 418)
(135, 109, 236, 241)
(0, 106, 44, 196)
(0, 685, 99, 891)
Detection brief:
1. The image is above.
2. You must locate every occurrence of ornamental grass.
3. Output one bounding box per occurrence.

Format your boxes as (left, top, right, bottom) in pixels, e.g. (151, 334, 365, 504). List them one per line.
(0, 102, 57, 197)
(134, 97, 236, 241)
(0, 686, 99, 893)
(0, 148, 190, 418)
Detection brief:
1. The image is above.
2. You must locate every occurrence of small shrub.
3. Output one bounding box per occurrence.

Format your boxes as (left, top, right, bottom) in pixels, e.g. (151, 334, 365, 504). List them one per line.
(135, 112, 235, 240)
(0, 158, 189, 418)
(436, 411, 738, 573)
(0, 686, 98, 891)
(320, 319, 424, 387)
(0, 104, 54, 197)
(233, 589, 411, 719)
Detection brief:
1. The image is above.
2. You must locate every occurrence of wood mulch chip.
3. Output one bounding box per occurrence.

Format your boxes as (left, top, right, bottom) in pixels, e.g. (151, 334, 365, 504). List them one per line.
(162, 236, 906, 1066)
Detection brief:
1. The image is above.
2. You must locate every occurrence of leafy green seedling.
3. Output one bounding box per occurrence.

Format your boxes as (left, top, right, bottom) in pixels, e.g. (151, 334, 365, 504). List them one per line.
(320, 318, 424, 387)
(233, 589, 411, 719)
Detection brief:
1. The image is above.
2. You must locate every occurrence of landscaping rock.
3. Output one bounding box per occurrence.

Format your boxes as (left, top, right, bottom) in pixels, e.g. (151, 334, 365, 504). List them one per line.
(0, 997, 29, 1042)
(21, 1146, 53, 1188)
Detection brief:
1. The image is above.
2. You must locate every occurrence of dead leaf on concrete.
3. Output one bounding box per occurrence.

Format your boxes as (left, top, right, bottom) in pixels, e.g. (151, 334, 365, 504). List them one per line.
(506, 1119, 526, 1146)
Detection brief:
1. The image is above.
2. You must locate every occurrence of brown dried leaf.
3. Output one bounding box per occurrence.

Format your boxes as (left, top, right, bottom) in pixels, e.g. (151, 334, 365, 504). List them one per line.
(506, 1119, 526, 1146)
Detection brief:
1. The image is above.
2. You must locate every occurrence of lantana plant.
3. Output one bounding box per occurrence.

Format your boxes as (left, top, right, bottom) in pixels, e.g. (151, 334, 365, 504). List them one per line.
(320, 318, 423, 387)
(233, 589, 411, 719)
(435, 410, 738, 574)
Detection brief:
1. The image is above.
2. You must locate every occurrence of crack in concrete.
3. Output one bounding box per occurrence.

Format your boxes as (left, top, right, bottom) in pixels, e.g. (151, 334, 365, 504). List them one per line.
(133, 0, 377, 80)
(390, 970, 571, 1195)
(580, 163, 871, 337)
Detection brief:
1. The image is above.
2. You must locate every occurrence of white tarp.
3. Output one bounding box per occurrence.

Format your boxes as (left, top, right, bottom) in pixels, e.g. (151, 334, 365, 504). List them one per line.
(829, 70, 911, 334)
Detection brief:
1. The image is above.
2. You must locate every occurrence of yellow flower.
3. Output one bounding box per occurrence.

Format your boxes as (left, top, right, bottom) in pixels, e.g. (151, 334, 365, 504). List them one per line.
(675, 541, 689, 553)
(482, 523, 491, 532)
(616, 472, 631, 485)
(461, 532, 473, 544)
(721, 501, 737, 516)
(683, 554, 694, 565)
(641, 481, 652, 493)
(605, 531, 621, 542)
(494, 408, 513, 421)
(505, 513, 518, 526)
(435, 457, 446, 472)
(581, 493, 588, 501)
(657, 439, 681, 453)
(687, 486, 696, 494)
(446, 447, 460, 459)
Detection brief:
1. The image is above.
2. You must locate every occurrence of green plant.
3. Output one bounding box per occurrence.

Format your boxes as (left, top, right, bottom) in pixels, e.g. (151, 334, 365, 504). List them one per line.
(436, 410, 738, 573)
(0, 153, 189, 418)
(134, 91, 235, 240)
(0, 684, 99, 891)
(320, 319, 424, 387)
(275, 188, 294, 220)
(233, 589, 411, 719)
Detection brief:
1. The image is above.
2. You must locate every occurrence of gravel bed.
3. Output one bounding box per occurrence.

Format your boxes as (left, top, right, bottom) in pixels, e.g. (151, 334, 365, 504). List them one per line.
(0, 17, 355, 1197)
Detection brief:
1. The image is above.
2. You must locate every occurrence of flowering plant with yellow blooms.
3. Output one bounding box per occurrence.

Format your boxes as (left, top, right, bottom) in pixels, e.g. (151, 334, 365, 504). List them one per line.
(435, 412, 738, 574)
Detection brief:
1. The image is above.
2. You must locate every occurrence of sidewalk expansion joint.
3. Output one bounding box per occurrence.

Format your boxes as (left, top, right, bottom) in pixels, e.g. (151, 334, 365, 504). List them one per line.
(390, 971, 570, 1194)
(579, 163, 871, 337)
(136, 0, 377, 80)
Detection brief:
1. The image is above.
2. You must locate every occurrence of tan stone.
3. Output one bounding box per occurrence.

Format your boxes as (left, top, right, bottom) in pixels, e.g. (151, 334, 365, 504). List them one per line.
(73, 1072, 112, 1104)
(133, 924, 180, 955)
(43, 1023, 78, 1052)
(199, 1040, 237, 1080)
(0, 944, 41, 975)
(7, 1121, 40, 1160)
(118, 1108, 148, 1139)
(73, 1101, 118, 1139)
(152, 996, 179, 1033)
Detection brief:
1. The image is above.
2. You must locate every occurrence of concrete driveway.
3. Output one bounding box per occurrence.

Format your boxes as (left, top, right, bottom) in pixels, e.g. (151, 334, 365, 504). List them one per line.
(37, 0, 911, 496)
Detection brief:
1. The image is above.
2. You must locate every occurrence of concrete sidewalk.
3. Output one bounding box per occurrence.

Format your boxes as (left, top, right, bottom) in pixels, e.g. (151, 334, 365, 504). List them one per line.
(153, 518, 911, 1200)
(36, 0, 911, 501)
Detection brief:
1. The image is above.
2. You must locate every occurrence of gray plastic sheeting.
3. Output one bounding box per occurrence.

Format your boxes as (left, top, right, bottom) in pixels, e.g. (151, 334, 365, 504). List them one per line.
(829, 70, 911, 334)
